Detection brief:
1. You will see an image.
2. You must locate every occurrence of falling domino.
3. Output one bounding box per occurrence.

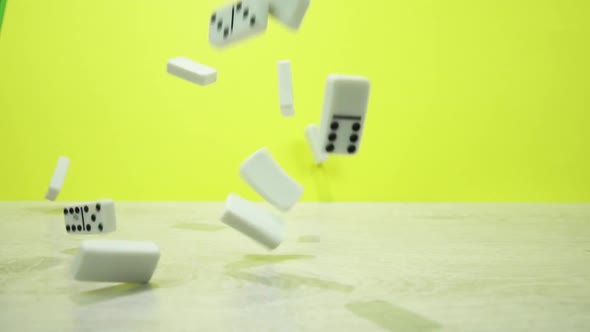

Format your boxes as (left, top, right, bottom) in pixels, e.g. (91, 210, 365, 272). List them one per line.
(208, 0, 270, 48)
(167, 56, 217, 86)
(72, 240, 160, 283)
(45, 156, 70, 201)
(240, 147, 303, 211)
(305, 124, 328, 164)
(318, 75, 371, 155)
(277, 60, 294, 116)
(221, 193, 284, 250)
(269, 0, 311, 30)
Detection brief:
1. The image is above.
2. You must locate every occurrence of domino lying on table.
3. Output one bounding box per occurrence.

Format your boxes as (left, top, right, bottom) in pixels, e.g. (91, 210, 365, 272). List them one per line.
(64, 199, 116, 234)
(72, 240, 160, 283)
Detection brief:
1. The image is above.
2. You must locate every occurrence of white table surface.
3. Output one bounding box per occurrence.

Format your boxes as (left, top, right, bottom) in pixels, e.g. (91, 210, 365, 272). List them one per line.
(0, 202, 589, 332)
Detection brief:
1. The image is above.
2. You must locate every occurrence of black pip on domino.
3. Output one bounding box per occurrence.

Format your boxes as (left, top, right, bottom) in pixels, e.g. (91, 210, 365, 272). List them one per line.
(64, 199, 117, 234)
(318, 75, 371, 155)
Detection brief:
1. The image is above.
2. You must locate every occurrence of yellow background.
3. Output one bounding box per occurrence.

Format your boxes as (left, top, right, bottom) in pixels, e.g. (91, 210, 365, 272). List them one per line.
(0, 0, 588, 202)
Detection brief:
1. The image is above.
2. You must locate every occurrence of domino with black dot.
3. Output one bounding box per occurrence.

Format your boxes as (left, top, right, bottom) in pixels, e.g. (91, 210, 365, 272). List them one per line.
(63, 199, 117, 234)
(318, 75, 371, 155)
(209, 0, 270, 48)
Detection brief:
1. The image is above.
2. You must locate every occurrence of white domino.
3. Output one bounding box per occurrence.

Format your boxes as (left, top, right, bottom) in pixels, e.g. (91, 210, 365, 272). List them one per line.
(45, 156, 70, 201)
(240, 147, 303, 211)
(209, 0, 270, 48)
(305, 124, 327, 164)
(72, 240, 160, 283)
(318, 75, 371, 155)
(269, 0, 310, 29)
(277, 60, 294, 116)
(167, 56, 217, 86)
(63, 199, 117, 234)
(221, 193, 284, 250)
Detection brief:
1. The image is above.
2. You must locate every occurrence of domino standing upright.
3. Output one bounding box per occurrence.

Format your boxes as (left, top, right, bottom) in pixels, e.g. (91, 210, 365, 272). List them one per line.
(209, 0, 270, 48)
(305, 124, 327, 164)
(63, 199, 117, 234)
(318, 75, 371, 155)
(277, 60, 294, 116)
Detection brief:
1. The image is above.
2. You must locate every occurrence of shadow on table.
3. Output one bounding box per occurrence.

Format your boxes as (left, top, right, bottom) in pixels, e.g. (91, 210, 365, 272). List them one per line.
(224, 254, 315, 271)
(226, 270, 355, 293)
(224, 255, 353, 292)
(345, 300, 441, 332)
(61, 247, 78, 256)
(71, 283, 157, 305)
(297, 235, 321, 243)
(0, 256, 63, 275)
(172, 222, 226, 232)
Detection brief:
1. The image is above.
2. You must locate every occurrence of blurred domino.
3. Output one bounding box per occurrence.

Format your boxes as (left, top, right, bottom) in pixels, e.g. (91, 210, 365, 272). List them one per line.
(209, 0, 270, 48)
(305, 124, 327, 164)
(221, 193, 284, 250)
(167, 56, 217, 86)
(240, 147, 303, 211)
(277, 60, 294, 116)
(318, 75, 371, 155)
(72, 240, 160, 283)
(269, 0, 310, 29)
(45, 156, 70, 201)
(64, 199, 116, 234)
